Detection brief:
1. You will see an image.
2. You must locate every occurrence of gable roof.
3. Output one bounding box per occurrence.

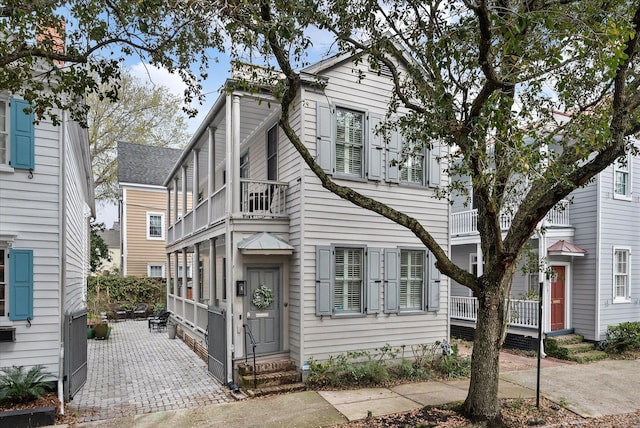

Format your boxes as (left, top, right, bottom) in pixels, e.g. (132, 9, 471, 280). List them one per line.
(118, 141, 183, 186)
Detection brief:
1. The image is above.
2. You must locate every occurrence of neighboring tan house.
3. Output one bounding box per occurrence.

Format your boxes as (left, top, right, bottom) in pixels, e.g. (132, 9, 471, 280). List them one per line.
(163, 55, 449, 387)
(450, 144, 640, 354)
(97, 223, 121, 275)
(117, 141, 183, 277)
(0, 93, 94, 401)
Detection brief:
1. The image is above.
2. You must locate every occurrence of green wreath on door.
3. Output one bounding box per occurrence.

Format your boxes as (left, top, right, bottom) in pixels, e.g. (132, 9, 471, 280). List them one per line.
(252, 284, 274, 309)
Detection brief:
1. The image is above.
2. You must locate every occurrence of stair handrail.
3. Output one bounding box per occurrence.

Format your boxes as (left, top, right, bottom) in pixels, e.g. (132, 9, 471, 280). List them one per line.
(242, 323, 258, 390)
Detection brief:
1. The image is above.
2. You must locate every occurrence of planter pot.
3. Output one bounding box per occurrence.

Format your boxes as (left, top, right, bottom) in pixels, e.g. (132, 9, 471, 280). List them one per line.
(94, 323, 109, 340)
(167, 324, 177, 339)
(87, 327, 95, 340)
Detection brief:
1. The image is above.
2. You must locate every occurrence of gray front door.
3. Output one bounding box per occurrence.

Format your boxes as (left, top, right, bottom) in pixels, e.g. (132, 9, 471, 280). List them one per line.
(245, 267, 280, 354)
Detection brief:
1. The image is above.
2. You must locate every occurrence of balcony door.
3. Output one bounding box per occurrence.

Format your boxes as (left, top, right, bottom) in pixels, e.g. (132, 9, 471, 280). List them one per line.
(267, 125, 278, 181)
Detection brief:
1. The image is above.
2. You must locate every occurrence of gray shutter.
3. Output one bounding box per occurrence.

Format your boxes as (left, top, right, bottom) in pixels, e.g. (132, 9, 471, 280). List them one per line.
(367, 114, 384, 181)
(387, 129, 400, 183)
(316, 246, 333, 316)
(427, 251, 441, 311)
(367, 248, 382, 314)
(316, 102, 334, 173)
(428, 142, 441, 188)
(384, 248, 399, 313)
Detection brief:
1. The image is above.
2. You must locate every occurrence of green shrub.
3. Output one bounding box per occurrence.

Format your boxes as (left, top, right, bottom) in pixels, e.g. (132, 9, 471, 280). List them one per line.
(602, 321, 640, 353)
(0, 366, 53, 405)
(87, 276, 166, 316)
(433, 344, 472, 379)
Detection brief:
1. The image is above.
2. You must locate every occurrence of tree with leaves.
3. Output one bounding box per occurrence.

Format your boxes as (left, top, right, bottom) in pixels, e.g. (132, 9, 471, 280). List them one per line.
(0, 0, 221, 126)
(216, 0, 640, 423)
(89, 69, 191, 201)
(90, 221, 110, 274)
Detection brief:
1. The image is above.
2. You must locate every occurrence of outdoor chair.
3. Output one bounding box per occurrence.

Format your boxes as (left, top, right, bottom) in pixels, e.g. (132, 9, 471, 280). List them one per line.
(107, 303, 128, 321)
(148, 310, 170, 331)
(133, 303, 149, 319)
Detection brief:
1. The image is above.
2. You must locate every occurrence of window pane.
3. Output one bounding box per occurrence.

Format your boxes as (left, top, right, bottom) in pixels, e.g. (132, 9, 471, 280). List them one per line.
(336, 109, 363, 176)
(401, 152, 424, 184)
(149, 215, 162, 237)
(400, 250, 423, 310)
(334, 248, 362, 312)
(149, 265, 163, 277)
(0, 249, 5, 316)
(614, 250, 629, 299)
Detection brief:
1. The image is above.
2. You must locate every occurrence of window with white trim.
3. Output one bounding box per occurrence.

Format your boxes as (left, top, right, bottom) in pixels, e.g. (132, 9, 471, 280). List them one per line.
(613, 248, 630, 301)
(400, 249, 424, 310)
(614, 155, 631, 199)
(178, 264, 192, 279)
(267, 125, 278, 181)
(0, 97, 8, 165)
(400, 147, 425, 185)
(0, 249, 6, 316)
(334, 247, 363, 313)
(148, 264, 164, 278)
(470, 253, 478, 276)
(336, 108, 364, 177)
(146, 213, 164, 239)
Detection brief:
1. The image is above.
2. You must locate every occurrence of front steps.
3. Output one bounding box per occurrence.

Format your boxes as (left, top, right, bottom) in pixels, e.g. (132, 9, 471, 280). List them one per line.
(545, 334, 608, 363)
(237, 359, 305, 397)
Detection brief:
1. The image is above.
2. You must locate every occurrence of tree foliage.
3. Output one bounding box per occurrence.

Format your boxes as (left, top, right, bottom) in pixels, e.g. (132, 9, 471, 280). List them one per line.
(0, 0, 222, 125)
(90, 221, 110, 273)
(216, 0, 640, 423)
(89, 69, 191, 201)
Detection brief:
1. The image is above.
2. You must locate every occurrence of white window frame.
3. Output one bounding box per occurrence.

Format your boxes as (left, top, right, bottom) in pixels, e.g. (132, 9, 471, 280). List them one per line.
(335, 107, 365, 179)
(400, 146, 426, 185)
(613, 247, 631, 302)
(333, 246, 364, 314)
(469, 253, 478, 276)
(178, 264, 192, 279)
(148, 264, 165, 278)
(0, 96, 10, 169)
(399, 249, 425, 311)
(146, 212, 165, 240)
(613, 155, 631, 200)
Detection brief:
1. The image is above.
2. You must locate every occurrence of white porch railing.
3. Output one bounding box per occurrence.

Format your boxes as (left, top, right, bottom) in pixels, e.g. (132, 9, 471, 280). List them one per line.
(240, 179, 288, 217)
(210, 185, 226, 224)
(450, 296, 539, 329)
(195, 303, 208, 332)
(183, 211, 194, 236)
(195, 200, 208, 230)
(451, 199, 570, 236)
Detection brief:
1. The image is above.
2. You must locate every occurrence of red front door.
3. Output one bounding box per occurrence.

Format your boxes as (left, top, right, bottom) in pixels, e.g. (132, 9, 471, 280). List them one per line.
(550, 266, 566, 331)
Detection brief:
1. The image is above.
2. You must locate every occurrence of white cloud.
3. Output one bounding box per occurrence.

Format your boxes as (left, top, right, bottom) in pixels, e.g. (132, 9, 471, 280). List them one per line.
(129, 62, 188, 97)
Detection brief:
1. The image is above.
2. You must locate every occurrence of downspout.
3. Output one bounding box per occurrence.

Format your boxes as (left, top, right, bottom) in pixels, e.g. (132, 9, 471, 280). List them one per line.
(595, 173, 602, 340)
(298, 86, 306, 367)
(58, 109, 67, 416)
(225, 92, 234, 385)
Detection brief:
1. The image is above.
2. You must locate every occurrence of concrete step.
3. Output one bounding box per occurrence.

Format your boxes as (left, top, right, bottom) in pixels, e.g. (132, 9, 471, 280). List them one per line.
(241, 370, 302, 388)
(245, 382, 306, 397)
(549, 334, 584, 345)
(238, 359, 296, 376)
(567, 350, 608, 364)
(563, 342, 596, 355)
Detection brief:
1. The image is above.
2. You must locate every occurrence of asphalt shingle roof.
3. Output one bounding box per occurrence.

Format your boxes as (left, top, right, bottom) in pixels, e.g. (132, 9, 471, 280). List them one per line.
(117, 141, 183, 186)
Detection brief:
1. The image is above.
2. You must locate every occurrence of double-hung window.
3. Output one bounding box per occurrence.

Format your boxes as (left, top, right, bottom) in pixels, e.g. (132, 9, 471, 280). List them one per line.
(0, 98, 8, 165)
(335, 108, 364, 177)
(334, 247, 363, 313)
(613, 248, 630, 301)
(400, 147, 425, 185)
(0, 249, 6, 317)
(148, 264, 164, 278)
(400, 250, 424, 310)
(147, 213, 164, 240)
(614, 155, 631, 199)
(267, 125, 278, 181)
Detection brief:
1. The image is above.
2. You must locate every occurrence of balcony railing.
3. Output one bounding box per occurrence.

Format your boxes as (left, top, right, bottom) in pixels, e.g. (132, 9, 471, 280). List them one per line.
(451, 199, 570, 236)
(451, 296, 539, 329)
(168, 180, 288, 244)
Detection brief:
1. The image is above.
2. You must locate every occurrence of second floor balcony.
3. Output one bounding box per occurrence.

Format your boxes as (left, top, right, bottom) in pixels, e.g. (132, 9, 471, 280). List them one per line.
(451, 200, 570, 236)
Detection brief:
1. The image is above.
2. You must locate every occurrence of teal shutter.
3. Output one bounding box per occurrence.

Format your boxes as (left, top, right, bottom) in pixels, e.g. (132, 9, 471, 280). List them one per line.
(384, 248, 399, 313)
(367, 114, 383, 181)
(9, 249, 34, 321)
(367, 248, 382, 314)
(316, 103, 334, 173)
(10, 98, 35, 170)
(316, 246, 333, 316)
(427, 251, 441, 311)
(387, 130, 400, 183)
(428, 142, 441, 188)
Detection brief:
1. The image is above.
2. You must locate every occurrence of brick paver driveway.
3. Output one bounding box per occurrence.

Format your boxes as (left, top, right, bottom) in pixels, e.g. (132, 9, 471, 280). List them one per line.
(69, 319, 231, 422)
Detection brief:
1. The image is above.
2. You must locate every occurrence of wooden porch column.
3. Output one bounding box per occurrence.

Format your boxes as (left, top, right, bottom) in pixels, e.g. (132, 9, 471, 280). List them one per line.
(210, 237, 216, 307)
(232, 94, 241, 214)
(193, 149, 199, 230)
(173, 177, 179, 226)
(208, 126, 216, 224)
(173, 251, 179, 296)
(166, 187, 171, 231)
(166, 252, 171, 309)
(181, 165, 188, 236)
(225, 93, 235, 384)
(193, 243, 200, 303)
(182, 248, 188, 316)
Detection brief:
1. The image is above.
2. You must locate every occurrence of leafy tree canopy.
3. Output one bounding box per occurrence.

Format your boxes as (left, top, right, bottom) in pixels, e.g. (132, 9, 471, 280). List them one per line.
(90, 221, 110, 273)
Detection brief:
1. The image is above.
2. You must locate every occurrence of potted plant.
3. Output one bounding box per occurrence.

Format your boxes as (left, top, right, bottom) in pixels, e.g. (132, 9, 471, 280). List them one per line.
(167, 320, 177, 339)
(87, 314, 100, 339)
(94, 322, 110, 340)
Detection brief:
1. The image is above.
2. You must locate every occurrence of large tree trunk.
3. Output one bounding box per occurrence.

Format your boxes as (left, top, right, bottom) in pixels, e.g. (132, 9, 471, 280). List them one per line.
(463, 282, 508, 424)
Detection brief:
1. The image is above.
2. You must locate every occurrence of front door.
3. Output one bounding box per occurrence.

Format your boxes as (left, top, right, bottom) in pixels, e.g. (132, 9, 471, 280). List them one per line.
(550, 266, 566, 331)
(244, 267, 280, 354)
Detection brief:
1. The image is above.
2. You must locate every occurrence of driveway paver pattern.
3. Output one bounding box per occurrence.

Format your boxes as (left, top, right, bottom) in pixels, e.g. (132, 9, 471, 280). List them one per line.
(69, 319, 231, 422)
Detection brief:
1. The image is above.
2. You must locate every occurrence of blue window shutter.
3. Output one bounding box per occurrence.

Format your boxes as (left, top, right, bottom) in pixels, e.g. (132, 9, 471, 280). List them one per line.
(10, 98, 35, 170)
(367, 115, 383, 181)
(386, 130, 400, 183)
(316, 246, 333, 316)
(384, 248, 399, 313)
(427, 251, 441, 311)
(367, 248, 382, 314)
(9, 249, 34, 321)
(316, 103, 334, 173)
(428, 142, 441, 188)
